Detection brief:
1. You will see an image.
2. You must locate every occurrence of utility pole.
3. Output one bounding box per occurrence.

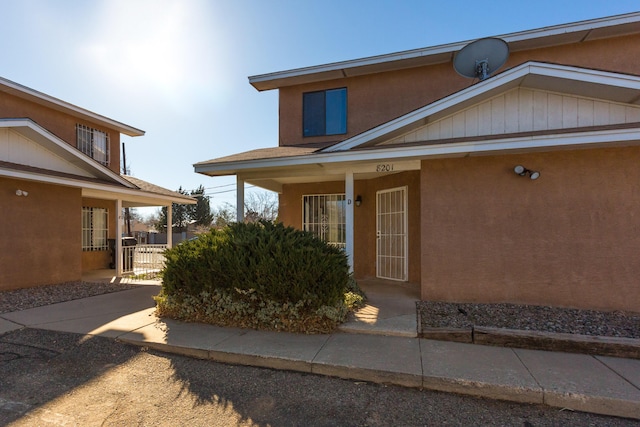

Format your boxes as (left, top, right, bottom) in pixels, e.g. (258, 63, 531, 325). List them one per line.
(122, 142, 132, 237)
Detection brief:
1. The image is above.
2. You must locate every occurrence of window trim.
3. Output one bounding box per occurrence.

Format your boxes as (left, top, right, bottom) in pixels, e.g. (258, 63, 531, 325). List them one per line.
(77, 124, 110, 166)
(82, 207, 109, 251)
(301, 194, 346, 248)
(302, 88, 347, 137)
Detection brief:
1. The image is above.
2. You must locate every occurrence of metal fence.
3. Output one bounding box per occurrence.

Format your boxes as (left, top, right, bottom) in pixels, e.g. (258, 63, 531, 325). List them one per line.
(122, 244, 167, 278)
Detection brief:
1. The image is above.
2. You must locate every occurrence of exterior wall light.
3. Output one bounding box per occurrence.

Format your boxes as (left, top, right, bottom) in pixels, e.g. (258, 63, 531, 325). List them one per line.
(355, 195, 362, 207)
(16, 189, 29, 196)
(514, 165, 540, 180)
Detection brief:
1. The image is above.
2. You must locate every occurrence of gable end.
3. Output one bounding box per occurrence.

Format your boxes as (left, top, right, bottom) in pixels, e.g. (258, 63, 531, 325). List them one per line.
(382, 88, 640, 146)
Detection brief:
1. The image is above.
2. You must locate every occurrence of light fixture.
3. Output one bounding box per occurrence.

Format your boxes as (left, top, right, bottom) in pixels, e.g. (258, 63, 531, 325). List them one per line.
(514, 165, 540, 180)
(355, 195, 362, 207)
(15, 189, 29, 196)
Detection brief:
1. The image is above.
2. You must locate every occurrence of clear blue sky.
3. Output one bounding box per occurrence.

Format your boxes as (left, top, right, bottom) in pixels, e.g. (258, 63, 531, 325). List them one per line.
(1, 1, 637, 216)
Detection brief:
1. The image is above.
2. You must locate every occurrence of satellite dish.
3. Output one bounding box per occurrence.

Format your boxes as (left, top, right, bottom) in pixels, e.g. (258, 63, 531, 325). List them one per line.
(453, 38, 509, 81)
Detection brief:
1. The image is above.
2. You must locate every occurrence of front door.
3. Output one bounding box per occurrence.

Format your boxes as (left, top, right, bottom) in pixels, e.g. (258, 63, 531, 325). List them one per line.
(376, 186, 408, 281)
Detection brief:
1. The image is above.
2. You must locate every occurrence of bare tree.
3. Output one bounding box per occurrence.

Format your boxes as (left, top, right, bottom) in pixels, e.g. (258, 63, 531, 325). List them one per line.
(244, 191, 278, 223)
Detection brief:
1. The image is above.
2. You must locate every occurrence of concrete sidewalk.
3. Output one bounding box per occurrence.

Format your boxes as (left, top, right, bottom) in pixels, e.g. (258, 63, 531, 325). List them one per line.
(0, 285, 639, 420)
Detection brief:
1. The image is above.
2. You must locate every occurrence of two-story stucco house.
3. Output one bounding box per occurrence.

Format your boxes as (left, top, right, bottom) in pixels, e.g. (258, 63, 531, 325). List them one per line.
(0, 77, 194, 291)
(195, 13, 640, 313)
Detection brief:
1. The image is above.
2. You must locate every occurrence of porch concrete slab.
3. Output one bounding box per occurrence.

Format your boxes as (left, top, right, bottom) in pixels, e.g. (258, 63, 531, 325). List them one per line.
(0, 317, 22, 335)
(340, 313, 417, 337)
(118, 318, 246, 360)
(312, 333, 423, 388)
(514, 348, 640, 419)
(420, 339, 542, 404)
(209, 329, 332, 373)
(1, 286, 159, 327)
(596, 355, 640, 389)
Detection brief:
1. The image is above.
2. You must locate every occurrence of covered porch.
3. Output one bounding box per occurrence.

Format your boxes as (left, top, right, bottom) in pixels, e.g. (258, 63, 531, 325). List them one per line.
(195, 150, 422, 283)
(82, 175, 196, 278)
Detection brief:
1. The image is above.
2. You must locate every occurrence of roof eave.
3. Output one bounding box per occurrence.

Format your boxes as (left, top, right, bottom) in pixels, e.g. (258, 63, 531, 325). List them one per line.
(249, 12, 640, 91)
(0, 76, 145, 136)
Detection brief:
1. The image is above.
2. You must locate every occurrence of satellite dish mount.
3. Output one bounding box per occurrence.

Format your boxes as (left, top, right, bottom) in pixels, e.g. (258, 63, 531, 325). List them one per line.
(454, 38, 509, 81)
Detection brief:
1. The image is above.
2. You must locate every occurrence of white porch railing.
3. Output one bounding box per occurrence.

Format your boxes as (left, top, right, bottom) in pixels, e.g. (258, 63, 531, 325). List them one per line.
(122, 244, 167, 277)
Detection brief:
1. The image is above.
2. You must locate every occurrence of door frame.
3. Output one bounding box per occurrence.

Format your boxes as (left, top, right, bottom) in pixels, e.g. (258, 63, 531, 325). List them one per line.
(376, 186, 408, 281)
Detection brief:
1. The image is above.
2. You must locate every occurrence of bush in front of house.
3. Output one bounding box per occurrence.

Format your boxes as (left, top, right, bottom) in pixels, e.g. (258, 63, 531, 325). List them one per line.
(155, 221, 364, 333)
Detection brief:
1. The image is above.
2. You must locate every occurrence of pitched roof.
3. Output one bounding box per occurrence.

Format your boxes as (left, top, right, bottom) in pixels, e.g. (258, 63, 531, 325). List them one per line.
(249, 12, 640, 91)
(194, 145, 321, 167)
(123, 175, 196, 203)
(0, 76, 144, 136)
(195, 62, 640, 180)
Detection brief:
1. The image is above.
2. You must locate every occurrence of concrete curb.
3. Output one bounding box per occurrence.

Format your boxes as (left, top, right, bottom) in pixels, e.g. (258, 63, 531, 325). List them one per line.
(419, 326, 640, 359)
(116, 336, 640, 420)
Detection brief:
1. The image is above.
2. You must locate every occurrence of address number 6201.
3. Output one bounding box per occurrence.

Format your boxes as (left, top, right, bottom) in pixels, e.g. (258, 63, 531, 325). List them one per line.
(376, 164, 394, 172)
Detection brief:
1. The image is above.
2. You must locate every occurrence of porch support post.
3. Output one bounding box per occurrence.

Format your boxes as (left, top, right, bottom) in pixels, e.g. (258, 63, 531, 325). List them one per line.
(236, 176, 245, 223)
(115, 199, 123, 276)
(345, 171, 355, 272)
(167, 203, 173, 248)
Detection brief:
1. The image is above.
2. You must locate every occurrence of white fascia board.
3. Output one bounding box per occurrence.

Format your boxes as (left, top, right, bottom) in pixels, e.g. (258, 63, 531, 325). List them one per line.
(0, 77, 145, 137)
(0, 119, 135, 188)
(324, 62, 640, 153)
(249, 12, 640, 89)
(499, 11, 640, 44)
(195, 127, 640, 176)
(0, 167, 194, 206)
(249, 41, 464, 87)
(526, 62, 640, 89)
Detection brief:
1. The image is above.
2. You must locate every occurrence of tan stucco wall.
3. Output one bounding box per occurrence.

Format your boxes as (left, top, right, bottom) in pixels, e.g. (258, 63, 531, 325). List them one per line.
(280, 171, 421, 283)
(420, 146, 640, 312)
(278, 34, 640, 147)
(0, 178, 82, 290)
(0, 91, 121, 173)
(81, 198, 117, 272)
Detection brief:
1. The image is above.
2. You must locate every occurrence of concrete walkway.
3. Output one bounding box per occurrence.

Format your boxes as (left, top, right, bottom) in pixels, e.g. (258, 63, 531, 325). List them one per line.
(1, 284, 639, 420)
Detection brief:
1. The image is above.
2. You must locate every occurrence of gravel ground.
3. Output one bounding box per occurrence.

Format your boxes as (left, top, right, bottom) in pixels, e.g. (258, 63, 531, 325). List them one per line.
(4, 282, 639, 341)
(417, 301, 640, 339)
(0, 281, 135, 314)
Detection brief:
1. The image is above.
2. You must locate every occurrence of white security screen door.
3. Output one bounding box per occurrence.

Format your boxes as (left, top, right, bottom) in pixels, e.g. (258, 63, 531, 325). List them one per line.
(376, 186, 408, 281)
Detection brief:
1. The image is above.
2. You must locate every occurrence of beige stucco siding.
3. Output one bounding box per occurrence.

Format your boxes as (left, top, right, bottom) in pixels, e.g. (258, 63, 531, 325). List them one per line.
(278, 34, 640, 148)
(0, 91, 121, 174)
(0, 178, 82, 290)
(420, 146, 640, 312)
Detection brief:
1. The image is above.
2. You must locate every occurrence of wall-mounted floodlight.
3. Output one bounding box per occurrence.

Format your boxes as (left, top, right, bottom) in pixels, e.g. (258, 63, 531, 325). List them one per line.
(15, 189, 29, 196)
(514, 165, 540, 180)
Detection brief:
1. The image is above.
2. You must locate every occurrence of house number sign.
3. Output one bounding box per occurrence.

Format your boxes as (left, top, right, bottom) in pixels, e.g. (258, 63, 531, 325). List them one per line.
(376, 164, 394, 172)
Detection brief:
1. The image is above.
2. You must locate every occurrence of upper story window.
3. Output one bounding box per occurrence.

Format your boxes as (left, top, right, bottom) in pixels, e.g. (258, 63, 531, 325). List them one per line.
(303, 88, 347, 137)
(77, 124, 110, 166)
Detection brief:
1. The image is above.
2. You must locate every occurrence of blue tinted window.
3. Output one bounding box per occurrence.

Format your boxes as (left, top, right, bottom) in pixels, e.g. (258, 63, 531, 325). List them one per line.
(303, 88, 347, 137)
(325, 88, 347, 135)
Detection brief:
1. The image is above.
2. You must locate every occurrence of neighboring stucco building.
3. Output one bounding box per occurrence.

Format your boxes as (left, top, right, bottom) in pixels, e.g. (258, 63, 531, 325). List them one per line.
(195, 13, 640, 313)
(0, 77, 195, 291)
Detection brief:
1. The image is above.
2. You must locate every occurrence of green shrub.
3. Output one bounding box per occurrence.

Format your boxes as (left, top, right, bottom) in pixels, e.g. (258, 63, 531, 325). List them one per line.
(158, 221, 358, 332)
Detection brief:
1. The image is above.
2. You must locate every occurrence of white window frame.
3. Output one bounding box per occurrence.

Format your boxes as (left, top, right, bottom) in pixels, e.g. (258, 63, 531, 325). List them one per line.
(302, 194, 346, 248)
(77, 124, 110, 166)
(82, 207, 109, 251)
